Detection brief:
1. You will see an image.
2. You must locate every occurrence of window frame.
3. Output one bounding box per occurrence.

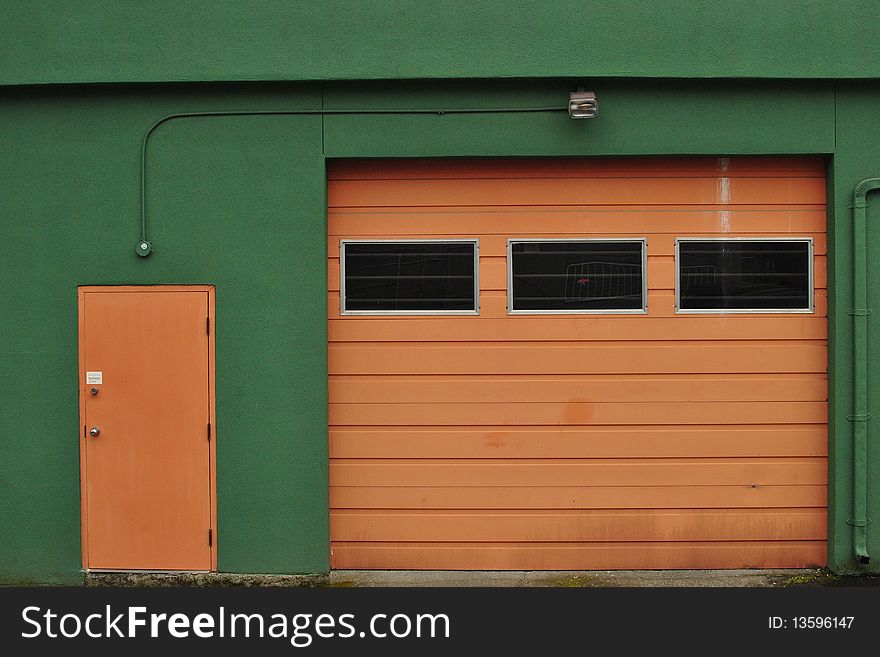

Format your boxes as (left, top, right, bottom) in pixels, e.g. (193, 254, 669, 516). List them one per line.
(674, 236, 815, 314)
(339, 238, 481, 316)
(506, 237, 649, 315)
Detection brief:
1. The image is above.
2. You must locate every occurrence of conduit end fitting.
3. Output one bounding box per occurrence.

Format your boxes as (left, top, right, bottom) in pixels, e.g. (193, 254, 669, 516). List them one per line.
(858, 555, 871, 565)
(135, 240, 152, 257)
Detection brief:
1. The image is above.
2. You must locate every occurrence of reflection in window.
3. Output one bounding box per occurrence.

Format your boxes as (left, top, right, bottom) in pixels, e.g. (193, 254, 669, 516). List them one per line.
(676, 239, 812, 312)
(509, 240, 646, 313)
(341, 240, 478, 313)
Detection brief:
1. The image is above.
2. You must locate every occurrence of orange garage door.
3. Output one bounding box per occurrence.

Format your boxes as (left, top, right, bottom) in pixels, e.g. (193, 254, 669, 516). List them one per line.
(328, 157, 827, 570)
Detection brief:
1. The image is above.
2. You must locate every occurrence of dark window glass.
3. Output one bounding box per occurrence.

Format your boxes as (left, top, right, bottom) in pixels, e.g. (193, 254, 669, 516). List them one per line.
(510, 240, 645, 311)
(342, 241, 477, 312)
(677, 240, 811, 311)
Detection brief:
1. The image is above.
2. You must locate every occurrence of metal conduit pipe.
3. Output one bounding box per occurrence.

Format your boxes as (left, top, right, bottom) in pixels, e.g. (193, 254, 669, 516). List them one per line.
(136, 106, 568, 256)
(851, 177, 880, 564)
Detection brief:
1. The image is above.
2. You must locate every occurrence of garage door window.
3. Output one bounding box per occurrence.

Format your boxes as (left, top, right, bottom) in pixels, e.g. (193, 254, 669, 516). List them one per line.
(675, 238, 813, 313)
(508, 239, 647, 313)
(340, 239, 479, 314)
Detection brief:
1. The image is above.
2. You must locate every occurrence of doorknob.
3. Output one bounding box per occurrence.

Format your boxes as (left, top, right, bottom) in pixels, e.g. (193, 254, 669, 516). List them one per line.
(89, 427, 101, 437)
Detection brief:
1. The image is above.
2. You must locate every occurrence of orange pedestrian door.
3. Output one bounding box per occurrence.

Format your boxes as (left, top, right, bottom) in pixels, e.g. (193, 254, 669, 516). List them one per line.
(78, 286, 216, 571)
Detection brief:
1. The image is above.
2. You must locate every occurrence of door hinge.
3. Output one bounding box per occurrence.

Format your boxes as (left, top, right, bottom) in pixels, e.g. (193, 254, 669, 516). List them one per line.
(208, 528, 213, 547)
(206, 316, 211, 335)
(207, 422, 212, 442)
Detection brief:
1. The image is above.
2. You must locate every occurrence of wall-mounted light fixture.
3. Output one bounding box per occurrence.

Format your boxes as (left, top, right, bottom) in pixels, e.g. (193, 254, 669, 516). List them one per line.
(569, 91, 598, 119)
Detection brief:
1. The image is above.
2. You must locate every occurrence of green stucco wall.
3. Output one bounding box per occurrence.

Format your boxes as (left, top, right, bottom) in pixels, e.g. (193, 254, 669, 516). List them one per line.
(0, 77, 877, 582)
(829, 83, 880, 573)
(0, 84, 329, 583)
(3, 1, 880, 85)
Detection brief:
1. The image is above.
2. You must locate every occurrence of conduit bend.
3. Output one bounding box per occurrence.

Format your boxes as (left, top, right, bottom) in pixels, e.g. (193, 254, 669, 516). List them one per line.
(136, 105, 567, 256)
(851, 177, 880, 564)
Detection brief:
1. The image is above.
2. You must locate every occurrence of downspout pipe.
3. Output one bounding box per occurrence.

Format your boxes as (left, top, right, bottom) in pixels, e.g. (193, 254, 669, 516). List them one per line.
(851, 177, 880, 564)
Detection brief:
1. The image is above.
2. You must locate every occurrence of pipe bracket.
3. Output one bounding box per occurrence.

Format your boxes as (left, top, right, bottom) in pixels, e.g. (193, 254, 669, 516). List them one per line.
(847, 413, 872, 422)
(847, 519, 872, 527)
(846, 308, 872, 316)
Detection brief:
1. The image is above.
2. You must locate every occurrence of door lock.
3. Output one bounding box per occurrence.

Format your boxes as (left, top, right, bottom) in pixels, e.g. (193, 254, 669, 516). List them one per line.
(89, 427, 101, 437)
(90, 387, 99, 395)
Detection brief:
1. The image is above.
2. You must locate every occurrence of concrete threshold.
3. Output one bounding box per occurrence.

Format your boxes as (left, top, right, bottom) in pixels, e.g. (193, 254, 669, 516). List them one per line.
(84, 568, 850, 588)
(327, 569, 819, 588)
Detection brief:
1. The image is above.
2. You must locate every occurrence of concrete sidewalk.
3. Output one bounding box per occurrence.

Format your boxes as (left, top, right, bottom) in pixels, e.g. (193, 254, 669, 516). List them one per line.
(85, 568, 879, 588)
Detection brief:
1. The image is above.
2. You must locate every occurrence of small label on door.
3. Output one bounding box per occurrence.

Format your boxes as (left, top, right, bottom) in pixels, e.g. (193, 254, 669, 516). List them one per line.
(86, 371, 103, 385)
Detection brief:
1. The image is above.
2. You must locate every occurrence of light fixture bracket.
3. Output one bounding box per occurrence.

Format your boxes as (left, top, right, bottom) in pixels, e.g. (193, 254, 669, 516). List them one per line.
(569, 91, 598, 119)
